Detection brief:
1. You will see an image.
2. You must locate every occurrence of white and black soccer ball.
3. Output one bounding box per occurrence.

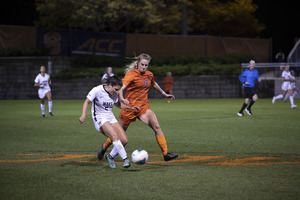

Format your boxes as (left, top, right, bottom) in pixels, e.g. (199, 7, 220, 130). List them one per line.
(131, 149, 148, 164)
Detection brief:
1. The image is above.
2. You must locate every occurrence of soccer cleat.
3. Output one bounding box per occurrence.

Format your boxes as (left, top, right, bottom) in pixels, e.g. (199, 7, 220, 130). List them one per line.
(97, 143, 106, 160)
(164, 153, 178, 161)
(272, 97, 276, 104)
(245, 108, 252, 115)
(123, 158, 131, 168)
(49, 112, 54, 116)
(237, 112, 244, 117)
(105, 155, 116, 168)
(291, 104, 297, 108)
(42, 114, 45, 118)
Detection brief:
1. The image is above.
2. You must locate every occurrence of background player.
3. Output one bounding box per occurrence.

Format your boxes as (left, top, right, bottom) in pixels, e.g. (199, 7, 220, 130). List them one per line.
(98, 53, 178, 162)
(272, 65, 297, 108)
(163, 71, 174, 103)
(237, 60, 260, 116)
(101, 67, 114, 84)
(283, 70, 298, 101)
(79, 76, 139, 168)
(34, 65, 53, 117)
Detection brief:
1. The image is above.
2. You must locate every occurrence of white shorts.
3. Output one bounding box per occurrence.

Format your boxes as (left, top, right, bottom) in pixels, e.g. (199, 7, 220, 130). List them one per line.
(290, 82, 296, 89)
(93, 113, 118, 132)
(38, 88, 51, 99)
(281, 82, 292, 91)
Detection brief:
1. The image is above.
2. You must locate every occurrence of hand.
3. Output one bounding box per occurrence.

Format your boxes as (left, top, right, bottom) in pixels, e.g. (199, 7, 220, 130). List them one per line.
(79, 116, 85, 124)
(132, 106, 140, 111)
(121, 99, 129, 105)
(165, 94, 175, 100)
(244, 82, 250, 85)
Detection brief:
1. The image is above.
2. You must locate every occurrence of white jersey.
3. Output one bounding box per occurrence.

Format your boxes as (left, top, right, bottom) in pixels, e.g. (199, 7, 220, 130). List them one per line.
(282, 70, 291, 83)
(87, 85, 119, 131)
(101, 73, 114, 80)
(34, 73, 51, 91)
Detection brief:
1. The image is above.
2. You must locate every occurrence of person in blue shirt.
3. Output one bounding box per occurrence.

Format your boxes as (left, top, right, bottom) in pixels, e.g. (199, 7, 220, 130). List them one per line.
(237, 60, 260, 116)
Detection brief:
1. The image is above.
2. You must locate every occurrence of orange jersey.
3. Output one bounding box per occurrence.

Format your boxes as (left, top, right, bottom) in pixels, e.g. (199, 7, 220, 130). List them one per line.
(122, 69, 154, 107)
(163, 76, 173, 91)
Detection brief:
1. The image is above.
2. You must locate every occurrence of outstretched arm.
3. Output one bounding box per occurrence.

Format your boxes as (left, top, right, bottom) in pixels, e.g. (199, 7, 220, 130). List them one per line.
(79, 98, 91, 124)
(118, 84, 130, 105)
(114, 101, 140, 111)
(152, 81, 175, 99)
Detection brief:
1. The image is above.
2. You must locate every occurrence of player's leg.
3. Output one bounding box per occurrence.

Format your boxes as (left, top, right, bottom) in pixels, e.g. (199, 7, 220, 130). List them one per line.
(292, 88, 298, 98)
(45, 91, 53, 116)
(101, 122, 129, 168)
(246, 93, 258, 115)
(139, 110, 178, 161)
(40, 98, 45, 117)
(238, 96, 249, 116)
(287, 89, 297, 108)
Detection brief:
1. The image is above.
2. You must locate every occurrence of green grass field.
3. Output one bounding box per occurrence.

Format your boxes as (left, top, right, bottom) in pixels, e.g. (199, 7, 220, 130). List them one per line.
(0, 99, 299, 200)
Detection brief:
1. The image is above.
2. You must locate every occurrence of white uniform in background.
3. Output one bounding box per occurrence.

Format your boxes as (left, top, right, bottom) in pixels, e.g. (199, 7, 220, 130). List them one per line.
(86, 85, 118, 132)
(281, 70, 292, 91)
(34, 73, 51, 99)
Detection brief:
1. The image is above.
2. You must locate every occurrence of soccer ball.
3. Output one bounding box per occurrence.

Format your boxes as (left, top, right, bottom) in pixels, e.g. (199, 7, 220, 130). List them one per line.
(131, 149, 148, 164)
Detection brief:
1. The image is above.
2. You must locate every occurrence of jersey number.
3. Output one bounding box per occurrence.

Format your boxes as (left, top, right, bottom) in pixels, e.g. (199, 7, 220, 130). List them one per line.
(143, 80, 148, 87)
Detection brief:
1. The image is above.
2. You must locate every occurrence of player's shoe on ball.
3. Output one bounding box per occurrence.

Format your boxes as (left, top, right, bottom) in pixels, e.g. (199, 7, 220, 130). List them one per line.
(105, 155, 116, 169)
(237, 112, 244, 117)
(245, 108, 252, 115)
(49, 112, 54, 116)
(164, 153, 178, 161)
(98, 143, 106, 160)
(123, 158, 130, 168)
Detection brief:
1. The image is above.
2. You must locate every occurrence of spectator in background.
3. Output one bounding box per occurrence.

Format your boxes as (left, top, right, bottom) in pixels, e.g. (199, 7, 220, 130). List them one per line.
(275, 49, 285, 62)
(163, 71, 174, 103)
(101, 67, 114, 84)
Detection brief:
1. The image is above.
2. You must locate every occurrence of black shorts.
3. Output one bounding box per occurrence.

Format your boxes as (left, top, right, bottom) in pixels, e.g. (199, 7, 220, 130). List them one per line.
(243, 87, 256, 99)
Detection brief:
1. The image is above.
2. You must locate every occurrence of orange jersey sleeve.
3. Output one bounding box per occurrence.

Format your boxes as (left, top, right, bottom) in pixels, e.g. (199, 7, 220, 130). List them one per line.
(122, 69, 154, 107)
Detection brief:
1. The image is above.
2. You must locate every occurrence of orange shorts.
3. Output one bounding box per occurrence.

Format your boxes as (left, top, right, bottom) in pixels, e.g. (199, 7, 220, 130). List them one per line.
(119, 105, 150, 125)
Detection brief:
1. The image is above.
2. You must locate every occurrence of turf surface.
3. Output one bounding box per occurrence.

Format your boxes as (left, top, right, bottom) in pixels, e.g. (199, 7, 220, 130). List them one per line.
(0, 99, 299, 199)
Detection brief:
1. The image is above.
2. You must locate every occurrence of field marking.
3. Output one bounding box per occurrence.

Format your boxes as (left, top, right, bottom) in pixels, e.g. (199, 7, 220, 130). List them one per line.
(1, 154, 300, 165)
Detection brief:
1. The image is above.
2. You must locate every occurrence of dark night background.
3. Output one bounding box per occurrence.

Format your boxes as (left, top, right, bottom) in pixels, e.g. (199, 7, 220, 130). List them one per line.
(0, 0, 299, 61)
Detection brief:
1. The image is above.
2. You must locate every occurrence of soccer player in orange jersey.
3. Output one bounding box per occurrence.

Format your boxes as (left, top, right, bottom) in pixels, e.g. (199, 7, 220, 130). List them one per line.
(98, 53, 178, 161)
(163, 71, 174, 103)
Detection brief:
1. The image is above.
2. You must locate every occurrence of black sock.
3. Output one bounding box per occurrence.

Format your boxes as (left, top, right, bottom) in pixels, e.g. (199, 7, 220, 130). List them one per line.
(248, 100, 255, 110)
(239, 103, 248, 113)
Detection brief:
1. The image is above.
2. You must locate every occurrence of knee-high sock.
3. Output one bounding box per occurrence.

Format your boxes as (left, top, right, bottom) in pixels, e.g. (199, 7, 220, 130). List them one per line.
(293, 91, 298, 98)
(103, 138, 112, 150)
(274, 94, 283, 100)
(156, 135, 168, 156)
(284, 93, 289, 101)
(111, 140, 127, 160)
(48, 101, 52, 112)
(247, 99, 256, 109)
(239, 103, 248, 113)
(40, 104, 45, 115)
(289, 95, 295, 106)
(109, 144, 119, 158)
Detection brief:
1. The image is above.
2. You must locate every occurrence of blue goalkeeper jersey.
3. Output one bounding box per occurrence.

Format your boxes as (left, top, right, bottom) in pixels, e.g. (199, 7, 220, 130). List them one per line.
(239, 69, 259, 88)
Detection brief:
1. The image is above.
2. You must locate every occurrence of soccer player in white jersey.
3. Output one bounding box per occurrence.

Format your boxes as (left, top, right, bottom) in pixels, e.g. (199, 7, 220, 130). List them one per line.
(79, 76, 139, 168)
(34, 66, 54, 117)
(283, 70, 298, 101)
(272, 65, 297, 108)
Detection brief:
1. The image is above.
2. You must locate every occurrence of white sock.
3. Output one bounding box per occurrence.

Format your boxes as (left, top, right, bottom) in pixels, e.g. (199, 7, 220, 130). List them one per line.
(274, 94, 283, 100)
(109, 145, 119, 158)
(289, 96, 294, 106)
(40, 104, 45, 115)
(293, 91, 298, 98)
(48, 101, 52, 112)
(112, 140, 127, 160)
(284, 93, 289, 101)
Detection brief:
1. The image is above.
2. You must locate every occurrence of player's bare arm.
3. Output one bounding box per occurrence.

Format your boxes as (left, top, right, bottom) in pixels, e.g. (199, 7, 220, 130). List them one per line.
(118, 84, 129, 105)
(114, 101, 140, 111)
(79, 98, 91, 124)
(152, 81, 175, 99)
